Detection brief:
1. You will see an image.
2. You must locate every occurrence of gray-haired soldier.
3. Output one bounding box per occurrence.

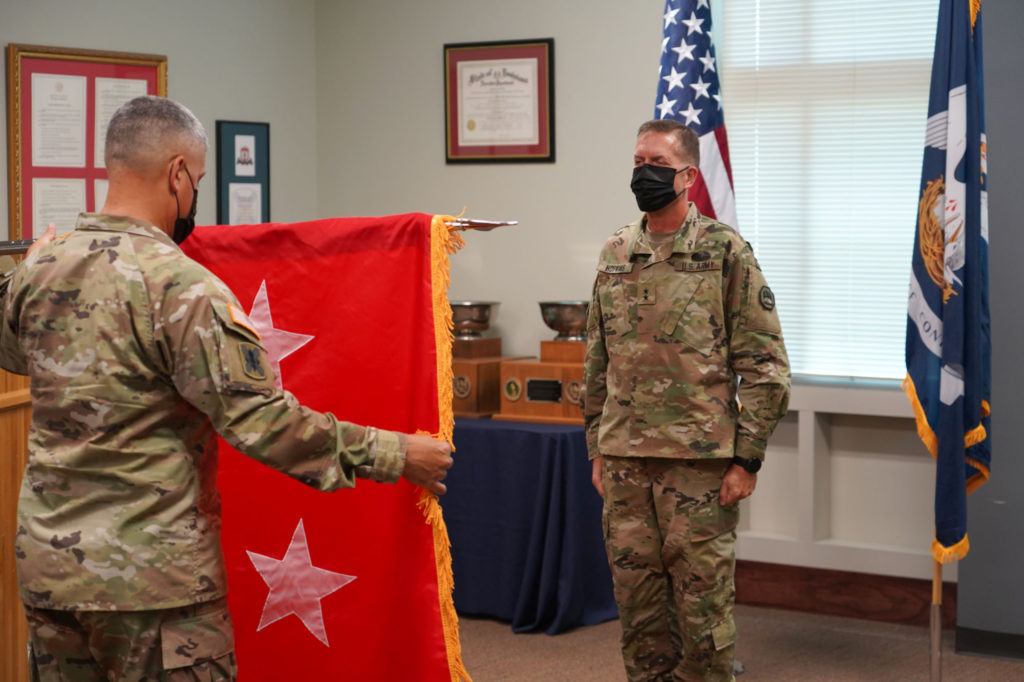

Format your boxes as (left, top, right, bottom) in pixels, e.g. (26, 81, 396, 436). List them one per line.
(584, 119, 790, 681)
(0, 96, 453, 681)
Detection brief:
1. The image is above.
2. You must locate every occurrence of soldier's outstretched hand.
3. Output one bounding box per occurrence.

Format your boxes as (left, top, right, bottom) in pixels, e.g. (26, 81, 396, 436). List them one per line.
(403, 434, 454, 495)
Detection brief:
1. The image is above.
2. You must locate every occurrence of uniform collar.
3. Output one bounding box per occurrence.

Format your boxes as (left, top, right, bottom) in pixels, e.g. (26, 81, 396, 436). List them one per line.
(75, 213, 179, 249)
(629, 202, 702, 261)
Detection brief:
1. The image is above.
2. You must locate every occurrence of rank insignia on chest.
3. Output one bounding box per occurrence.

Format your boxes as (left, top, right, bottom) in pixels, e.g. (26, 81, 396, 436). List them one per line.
(759, 286, 776, 311)
(239, 342, 267, 380)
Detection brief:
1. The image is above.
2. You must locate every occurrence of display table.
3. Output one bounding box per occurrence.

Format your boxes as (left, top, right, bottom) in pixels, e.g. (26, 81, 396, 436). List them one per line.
(444, 418, 618, 634)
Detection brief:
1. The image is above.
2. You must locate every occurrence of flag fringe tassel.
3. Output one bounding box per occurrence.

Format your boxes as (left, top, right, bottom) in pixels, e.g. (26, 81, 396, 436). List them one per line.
(418, 214, 470, 682)
(932, 534, 970, 564)
(965, 458, 990, 493)
(902, 375, 940, 457)
(902, 375, 991, 455)
(904, 376, 991, 564)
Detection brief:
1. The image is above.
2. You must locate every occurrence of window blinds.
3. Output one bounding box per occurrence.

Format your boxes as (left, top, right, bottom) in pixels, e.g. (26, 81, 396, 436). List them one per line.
(719, 0, 940, 380)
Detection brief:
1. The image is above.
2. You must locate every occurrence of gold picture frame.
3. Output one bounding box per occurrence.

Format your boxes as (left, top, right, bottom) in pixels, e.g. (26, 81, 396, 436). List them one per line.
(6, 43, 167, 239)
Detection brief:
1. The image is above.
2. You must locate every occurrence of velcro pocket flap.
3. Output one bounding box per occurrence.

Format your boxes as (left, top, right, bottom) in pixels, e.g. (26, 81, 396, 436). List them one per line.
(711, 617, 737, 651)
(659, 275, 702, 336)
(161, 604, 234, 669)
(688, 500, 739, 542)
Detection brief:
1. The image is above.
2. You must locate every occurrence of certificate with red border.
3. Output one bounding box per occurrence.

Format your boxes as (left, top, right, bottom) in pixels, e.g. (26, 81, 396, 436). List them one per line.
(444, 39, 554, 163)
(6, 44, 167, 239)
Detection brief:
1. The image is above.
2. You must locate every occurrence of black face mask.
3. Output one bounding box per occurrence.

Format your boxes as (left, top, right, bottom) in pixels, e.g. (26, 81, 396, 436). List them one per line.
(172, 165, 198, 245)
(630, 163, 689, 213)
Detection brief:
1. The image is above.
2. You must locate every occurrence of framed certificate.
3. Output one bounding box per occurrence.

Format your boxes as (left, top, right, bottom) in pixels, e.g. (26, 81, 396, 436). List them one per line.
(6, 44, 167, 239)
(216, 121, 270, 225)
(444, 39, 554, 163)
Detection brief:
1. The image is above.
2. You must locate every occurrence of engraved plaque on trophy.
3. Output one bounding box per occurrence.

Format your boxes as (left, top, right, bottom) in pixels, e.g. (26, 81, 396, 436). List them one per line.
(495, 301, 588, 425)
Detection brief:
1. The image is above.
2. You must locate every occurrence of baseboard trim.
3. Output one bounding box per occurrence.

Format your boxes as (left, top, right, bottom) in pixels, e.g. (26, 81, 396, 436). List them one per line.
(955, 626, 1024, 661)
(735, 559, 957, 628)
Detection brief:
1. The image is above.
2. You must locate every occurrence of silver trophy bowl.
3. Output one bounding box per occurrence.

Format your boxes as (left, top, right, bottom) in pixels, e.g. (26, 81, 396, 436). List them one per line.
(450, 301, 500, 339)
(539, 300, 589, 342)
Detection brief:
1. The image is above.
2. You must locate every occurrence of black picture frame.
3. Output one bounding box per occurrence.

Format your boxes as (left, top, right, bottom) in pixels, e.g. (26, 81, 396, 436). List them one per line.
(215, 120, 270, 224)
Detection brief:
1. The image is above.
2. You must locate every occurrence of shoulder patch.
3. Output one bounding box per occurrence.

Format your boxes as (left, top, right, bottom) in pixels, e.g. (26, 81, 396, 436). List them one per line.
(227, 302, 261, 339)
(759, 286, 775, 311)
(238, 342, 268, 380)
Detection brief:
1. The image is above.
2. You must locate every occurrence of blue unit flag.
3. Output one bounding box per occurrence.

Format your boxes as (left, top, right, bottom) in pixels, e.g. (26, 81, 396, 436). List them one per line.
(904, 0, 990, 563)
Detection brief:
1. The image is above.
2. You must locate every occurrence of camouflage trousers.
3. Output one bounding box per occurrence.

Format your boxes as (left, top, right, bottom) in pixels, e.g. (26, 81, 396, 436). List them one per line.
(601, 456, 738, 682)
(24, 597, 236, 682)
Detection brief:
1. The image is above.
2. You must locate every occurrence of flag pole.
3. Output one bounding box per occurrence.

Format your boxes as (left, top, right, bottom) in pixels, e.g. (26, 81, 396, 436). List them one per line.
(445, 218, 518, 232)
(0, 220, 521, 255)
(930, 559, 942, 681)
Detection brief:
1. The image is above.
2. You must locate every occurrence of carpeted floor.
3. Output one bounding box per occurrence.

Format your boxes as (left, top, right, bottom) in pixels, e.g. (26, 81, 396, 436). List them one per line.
(457, 604, 1024, 681)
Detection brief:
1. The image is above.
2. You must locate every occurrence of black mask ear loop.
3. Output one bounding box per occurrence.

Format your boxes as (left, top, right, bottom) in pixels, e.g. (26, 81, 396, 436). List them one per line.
(171, 163, 198, 244)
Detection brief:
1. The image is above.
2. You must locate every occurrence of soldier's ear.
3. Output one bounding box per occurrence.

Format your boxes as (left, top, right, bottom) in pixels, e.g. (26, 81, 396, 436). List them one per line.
(166, 155, 187, 193)
(682, 165, 699, 189)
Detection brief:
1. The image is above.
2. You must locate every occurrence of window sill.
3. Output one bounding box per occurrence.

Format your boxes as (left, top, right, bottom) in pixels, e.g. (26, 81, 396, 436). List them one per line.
(789, 376, 913, 419)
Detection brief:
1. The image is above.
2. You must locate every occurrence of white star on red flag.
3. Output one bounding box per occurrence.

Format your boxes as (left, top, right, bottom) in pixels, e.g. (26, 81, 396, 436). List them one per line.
(247, 519, 357, 646)
(246, 280, 315, 389)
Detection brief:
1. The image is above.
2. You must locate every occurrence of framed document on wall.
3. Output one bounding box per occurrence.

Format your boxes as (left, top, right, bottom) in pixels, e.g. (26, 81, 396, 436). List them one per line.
(5, 44, 167, 240)
(444, 38, 554, 163)
(215, 121, 270, 225)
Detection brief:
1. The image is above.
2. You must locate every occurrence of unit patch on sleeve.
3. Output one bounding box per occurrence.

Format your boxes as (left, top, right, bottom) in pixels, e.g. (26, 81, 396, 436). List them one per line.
(239, 342, 268, 381)
(759, 286, 776, 311)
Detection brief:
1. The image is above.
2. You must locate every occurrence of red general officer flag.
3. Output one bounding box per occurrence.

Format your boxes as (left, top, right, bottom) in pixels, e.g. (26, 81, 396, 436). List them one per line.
(183, 213, 468, 681)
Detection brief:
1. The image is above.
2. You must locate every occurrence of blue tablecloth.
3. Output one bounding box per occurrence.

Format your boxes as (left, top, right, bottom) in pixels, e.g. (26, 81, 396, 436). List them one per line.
(443, 418, 618, 634)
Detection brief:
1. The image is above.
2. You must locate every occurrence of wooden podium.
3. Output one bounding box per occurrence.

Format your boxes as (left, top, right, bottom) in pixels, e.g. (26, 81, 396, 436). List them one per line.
(1, 369, 30, 682)
(494, 340, 585, 425)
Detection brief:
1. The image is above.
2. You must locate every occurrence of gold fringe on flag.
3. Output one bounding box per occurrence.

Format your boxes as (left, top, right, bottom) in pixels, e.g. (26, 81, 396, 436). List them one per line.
(904, 375, 991, 563)
(902, 374, 939, 457)
(418, 214, 470, 682)
(902, 375, 991, 458)
(932, 534, 970, 564)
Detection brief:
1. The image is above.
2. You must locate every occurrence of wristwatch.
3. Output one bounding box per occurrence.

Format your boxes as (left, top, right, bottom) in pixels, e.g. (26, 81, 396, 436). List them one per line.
(731, 455, 762, 474)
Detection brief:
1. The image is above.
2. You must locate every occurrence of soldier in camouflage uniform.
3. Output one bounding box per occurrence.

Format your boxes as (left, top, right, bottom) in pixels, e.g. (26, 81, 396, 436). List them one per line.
(0, 96, 453, 681)
(584, 120, 790, 681)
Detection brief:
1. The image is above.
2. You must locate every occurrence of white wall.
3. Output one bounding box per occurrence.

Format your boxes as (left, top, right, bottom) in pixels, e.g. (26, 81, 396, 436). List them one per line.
(0, 0, 320, 240)
(314, 0, 663, 357)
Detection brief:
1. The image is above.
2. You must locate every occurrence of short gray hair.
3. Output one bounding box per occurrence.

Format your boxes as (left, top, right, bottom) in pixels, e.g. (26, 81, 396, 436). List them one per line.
(637, 119, 700, 167)
(105, 95, 207, 171)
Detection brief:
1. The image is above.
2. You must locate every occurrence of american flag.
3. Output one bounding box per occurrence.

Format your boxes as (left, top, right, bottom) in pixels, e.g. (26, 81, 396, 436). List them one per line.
(655, 0, 737, 227)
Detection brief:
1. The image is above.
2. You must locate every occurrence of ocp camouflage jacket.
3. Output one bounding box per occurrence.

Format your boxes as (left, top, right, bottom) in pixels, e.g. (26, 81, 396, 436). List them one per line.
(584, 204, 791, 462)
